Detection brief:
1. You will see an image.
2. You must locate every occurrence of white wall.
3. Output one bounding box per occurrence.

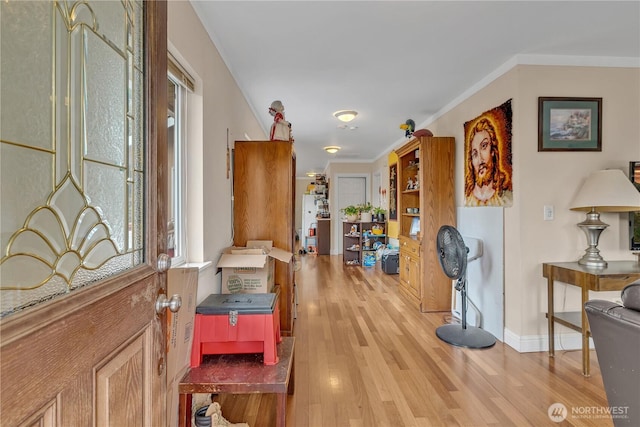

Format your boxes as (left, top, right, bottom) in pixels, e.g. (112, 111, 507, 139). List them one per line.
(168, 2, 267, 301)
(457, 207, 504, 342)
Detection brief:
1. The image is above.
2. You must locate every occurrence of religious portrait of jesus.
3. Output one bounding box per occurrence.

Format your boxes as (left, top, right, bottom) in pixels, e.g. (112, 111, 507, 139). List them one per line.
(464, 99, 513, 207)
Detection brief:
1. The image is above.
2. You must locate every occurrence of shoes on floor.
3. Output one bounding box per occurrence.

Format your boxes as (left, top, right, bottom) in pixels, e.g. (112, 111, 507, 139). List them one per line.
(195, 402, 250, 427)
(205, 402, 249, 427)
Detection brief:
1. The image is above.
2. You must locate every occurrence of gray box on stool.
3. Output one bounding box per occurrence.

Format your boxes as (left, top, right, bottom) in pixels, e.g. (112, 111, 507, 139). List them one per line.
(382, 253, 399, 274)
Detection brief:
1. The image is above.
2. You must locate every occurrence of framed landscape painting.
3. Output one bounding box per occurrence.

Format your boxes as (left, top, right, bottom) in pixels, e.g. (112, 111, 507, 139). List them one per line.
(538, 97, 602, 152)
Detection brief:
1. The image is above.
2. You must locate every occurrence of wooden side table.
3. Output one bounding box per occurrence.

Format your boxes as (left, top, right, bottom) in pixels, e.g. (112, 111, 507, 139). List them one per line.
(178, 337, 295, 427)
(543, 261, 640, 376)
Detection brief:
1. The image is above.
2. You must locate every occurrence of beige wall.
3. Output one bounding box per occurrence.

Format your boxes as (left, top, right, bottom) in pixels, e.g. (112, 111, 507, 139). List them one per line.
(168, 2, 267, 300)
(427, 64, 640, 349)
(169, 1, 640, 350)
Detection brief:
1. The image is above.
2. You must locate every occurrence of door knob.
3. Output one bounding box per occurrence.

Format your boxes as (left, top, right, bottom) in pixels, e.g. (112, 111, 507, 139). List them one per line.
(157, 253, 172, 272)
(156, 293, 182, 314)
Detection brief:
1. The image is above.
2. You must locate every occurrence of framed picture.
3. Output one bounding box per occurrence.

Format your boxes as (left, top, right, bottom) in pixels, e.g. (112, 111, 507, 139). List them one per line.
(538, 97, 602, 152)
(389, 163, 397, 220)
(630, 161, 640, 251)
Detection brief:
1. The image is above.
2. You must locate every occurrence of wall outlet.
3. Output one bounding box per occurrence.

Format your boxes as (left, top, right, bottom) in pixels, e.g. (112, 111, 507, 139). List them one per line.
(544, 205, 554, 221)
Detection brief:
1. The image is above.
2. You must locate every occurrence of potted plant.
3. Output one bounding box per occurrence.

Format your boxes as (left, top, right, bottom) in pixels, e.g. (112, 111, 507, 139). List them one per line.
(359, 202, 373, 222)
(341, 205, 359, 222)
(373, 206, 386, 222)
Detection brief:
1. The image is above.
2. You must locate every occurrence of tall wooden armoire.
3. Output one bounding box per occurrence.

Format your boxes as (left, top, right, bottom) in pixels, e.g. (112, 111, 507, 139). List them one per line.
(233, 140, 296, 335)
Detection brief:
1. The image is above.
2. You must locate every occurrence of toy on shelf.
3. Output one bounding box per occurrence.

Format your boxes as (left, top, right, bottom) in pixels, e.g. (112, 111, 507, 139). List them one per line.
(407, 177, 414, 190)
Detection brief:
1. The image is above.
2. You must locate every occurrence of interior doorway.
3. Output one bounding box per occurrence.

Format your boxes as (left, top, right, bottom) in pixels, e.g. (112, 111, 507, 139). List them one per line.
(333, 175, 369, 255)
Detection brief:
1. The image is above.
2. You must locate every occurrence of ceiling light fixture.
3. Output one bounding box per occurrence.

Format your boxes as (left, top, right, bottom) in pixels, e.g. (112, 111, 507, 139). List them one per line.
(333, 110, 358, 122)
(306, 172, 316, 177)
(324, 146, 341, 154)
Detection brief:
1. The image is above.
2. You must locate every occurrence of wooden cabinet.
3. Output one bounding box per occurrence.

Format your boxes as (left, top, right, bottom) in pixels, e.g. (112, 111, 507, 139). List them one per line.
(317, 219, 331, 255)
(395, 136, 455, 311)
(342, 221, 387, 266)
(233, 140, 296, 335)
(399, 235, 421, 302)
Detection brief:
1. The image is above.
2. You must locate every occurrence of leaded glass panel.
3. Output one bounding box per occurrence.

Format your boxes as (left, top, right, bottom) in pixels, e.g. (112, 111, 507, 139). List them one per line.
(0, 0, 145, 317)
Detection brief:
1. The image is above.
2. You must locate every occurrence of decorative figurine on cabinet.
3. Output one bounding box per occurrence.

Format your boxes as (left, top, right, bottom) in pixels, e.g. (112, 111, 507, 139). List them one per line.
(268, 100, 291, 141)
(400, 119, 415, 138)
(407, 177, 414, 190)
(414, 174, 419, 189)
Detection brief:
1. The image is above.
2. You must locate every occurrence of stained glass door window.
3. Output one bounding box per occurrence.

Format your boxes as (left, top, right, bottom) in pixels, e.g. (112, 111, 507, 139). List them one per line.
(1, 0, 145, 317)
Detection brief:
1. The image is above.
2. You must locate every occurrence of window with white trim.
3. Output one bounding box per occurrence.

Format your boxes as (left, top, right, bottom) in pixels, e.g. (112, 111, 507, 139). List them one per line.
(167, 55, 193, 265)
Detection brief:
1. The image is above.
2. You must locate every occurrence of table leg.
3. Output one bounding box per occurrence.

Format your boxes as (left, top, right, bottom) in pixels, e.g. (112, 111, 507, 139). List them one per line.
(547, 273, 555, 357)
(288, 352, 295, 395)
(179, 393, 192, 427)
(276, 392, 286, 427)
(581, 282, 590, 377)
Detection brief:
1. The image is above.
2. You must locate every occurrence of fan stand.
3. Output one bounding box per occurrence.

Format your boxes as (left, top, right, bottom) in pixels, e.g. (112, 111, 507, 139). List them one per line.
(436, 277, 496, 349)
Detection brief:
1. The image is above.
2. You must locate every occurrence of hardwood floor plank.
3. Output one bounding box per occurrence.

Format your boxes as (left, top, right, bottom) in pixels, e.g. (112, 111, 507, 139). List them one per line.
(212, 254, 611, 427)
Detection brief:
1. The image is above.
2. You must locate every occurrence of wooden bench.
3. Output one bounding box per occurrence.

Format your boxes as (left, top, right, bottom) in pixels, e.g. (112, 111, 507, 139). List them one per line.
(178, 337, 295, 427)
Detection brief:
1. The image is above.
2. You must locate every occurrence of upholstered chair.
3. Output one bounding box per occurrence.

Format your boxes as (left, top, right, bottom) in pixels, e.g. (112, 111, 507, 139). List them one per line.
(585, 281, 640, 426)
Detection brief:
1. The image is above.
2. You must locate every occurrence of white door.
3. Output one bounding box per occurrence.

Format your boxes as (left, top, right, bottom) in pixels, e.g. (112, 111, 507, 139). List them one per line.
(0, 2, 170, 425)
(334, 176, 367, 254)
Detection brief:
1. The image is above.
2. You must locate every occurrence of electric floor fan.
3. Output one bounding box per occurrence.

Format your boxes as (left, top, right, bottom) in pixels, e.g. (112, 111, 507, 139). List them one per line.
(435, 225, 496, 349)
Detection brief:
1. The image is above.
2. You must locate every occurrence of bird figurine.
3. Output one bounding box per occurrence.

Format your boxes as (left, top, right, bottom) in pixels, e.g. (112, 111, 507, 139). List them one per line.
(400, 119, 415, 138)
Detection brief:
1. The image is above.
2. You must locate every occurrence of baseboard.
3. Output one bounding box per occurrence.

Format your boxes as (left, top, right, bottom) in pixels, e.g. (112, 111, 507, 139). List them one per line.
(503, 328, 594, 353)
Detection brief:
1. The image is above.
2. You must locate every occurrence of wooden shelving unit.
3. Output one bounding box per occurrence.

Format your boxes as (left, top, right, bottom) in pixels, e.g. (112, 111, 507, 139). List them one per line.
(395, 136, 456, 311)
(342, 221, 387, 266)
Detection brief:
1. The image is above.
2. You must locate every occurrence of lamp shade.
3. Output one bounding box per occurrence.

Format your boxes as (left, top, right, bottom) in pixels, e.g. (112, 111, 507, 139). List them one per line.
(570, 169, 640, 212)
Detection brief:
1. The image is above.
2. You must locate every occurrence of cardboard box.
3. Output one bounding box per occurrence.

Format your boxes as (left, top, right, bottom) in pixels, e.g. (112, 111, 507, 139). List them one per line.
(218, 240, 293, 294)
(165, 267, 199, 427)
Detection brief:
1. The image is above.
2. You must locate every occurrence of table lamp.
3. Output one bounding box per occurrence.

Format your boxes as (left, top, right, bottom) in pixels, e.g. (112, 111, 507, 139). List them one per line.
(570, 169, 640, 268)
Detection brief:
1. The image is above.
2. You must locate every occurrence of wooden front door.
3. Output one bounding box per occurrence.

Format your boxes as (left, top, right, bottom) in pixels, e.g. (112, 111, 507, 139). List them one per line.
(0, 1, 169, 426)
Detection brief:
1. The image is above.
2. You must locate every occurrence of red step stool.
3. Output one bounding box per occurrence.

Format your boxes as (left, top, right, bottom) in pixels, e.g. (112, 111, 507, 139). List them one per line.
(190, 293, 281, 367)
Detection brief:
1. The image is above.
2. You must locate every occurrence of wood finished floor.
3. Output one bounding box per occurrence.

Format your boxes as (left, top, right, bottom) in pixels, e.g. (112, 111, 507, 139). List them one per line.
(215, 254, 612, 427)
